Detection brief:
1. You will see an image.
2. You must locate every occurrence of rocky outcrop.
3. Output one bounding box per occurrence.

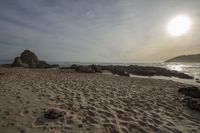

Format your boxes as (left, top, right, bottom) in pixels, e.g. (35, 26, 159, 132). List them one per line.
(11, 57, 28, 68)
(36, 61, 59, 68)
(91, 64, 102, 73)
(71, 64, 102, 73)
(178, 86, 200, 112)
(10, 50, 59, 68)
(178, 87, 200, 98)
(68, 64, 192, 78)
(1, 64, 11, 68)
(20, 50, 39, 67)
(186, 98, 200, 111)
(101, 65, 193, 79)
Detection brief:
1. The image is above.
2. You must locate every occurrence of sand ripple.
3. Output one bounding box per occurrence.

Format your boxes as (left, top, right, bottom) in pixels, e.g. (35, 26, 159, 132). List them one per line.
(0, 68, 200, 133)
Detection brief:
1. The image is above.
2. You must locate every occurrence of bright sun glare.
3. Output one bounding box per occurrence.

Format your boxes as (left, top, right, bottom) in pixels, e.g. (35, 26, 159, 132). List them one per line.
(167, 15, 191, 36)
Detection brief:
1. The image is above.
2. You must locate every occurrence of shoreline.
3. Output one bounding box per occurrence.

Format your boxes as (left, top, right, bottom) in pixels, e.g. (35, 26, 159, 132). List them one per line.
(101, 69, 200, 86)
(129, 74, 200, 87)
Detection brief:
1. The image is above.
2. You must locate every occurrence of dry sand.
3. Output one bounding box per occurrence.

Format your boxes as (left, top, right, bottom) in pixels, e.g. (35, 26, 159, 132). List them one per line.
(0, 68, 200, 133)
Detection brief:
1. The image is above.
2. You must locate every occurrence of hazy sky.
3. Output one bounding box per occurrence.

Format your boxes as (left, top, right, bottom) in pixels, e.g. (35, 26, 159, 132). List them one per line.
(0, 0, 200, 62)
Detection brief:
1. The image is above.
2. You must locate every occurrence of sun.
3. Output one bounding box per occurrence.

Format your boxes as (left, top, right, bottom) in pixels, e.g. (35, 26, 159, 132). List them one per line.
(167, 15, 191, 36)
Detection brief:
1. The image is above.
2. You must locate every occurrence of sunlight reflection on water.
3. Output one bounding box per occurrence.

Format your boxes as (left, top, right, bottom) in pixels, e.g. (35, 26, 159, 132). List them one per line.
(167, 64, 183, 72)
(166, 63, 200, 79)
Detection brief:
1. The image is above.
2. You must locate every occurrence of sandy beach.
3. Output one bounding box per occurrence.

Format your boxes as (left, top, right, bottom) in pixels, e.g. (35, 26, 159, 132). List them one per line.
(0, 68, 200, 133)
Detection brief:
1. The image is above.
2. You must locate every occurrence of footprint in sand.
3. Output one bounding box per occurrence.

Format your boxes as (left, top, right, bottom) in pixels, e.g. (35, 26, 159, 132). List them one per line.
(0, 72, 5, 76)
(20, 110, 30, 117)
(4, 111, 10, 117)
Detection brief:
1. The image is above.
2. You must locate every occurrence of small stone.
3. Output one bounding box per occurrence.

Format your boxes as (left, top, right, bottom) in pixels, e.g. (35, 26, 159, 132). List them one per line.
(44, 109, 65, 119)
(20, 129, 25, 133)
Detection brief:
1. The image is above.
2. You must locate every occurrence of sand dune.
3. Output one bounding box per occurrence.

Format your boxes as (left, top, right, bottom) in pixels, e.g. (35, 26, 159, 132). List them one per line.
(0, 68, 200, 133)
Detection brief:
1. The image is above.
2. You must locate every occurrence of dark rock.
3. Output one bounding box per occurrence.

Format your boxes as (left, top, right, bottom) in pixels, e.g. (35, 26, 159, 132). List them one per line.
(37, 62, 59, 68)
(113, 70, 129, 76)
(100, 65, 193, 79)
(72, 64, 102, 73)
(51, 64, 59, 68)
(44, 109, 65, 119)
(186, 98, 200, 111)
(91, 64, 102, 73)
(178, 87, 200, 98)
(20, 50, 39, 68)
(11, 57, 22, 67)
(9, 50, 58, 68)
(59, 67, 71, 69)
(11, 57, 28, 67)
(1, 64, 11, 68)
(36, 61, 51, 68)
(70, 64, 78, 69)
(0, 73, 4, 76)
(20, 129, 25, 133)
(75, 65, 95, 73)
(196, 79, 200, 83)
(181, 96, 192, 103)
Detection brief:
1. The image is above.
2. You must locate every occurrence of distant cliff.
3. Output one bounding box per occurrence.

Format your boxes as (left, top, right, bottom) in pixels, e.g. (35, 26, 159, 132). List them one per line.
(165, 54, 200, 63)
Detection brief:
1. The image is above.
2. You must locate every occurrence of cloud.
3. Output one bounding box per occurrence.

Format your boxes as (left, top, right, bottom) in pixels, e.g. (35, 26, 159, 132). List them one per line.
(0, 0, 200, 62)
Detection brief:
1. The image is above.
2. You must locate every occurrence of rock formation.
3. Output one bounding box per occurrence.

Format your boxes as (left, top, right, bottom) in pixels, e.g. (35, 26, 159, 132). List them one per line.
(20, 50, 39, 67)
(101, 65, 193, 79)
(178, 87, 200, 98)
(11, 50, 59, 68)
(178, 86, 200, 112)
(74, 65, 102, 73)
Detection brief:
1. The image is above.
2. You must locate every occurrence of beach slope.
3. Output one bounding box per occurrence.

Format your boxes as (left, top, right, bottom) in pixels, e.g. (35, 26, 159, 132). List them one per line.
(0, 68, 199, 133)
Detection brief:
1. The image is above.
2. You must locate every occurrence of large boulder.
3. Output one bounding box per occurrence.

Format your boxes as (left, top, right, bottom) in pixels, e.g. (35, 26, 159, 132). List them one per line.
(187, 98, 200, 111)
(178, 87, 200, 98)
(20, 50, 39, 68)
(70, 64, 78, 69)
(10, 50, 59, 68)
(178, 86, 200, 112)
(11, 57, 28, 67)
(11, 57, 22, 67)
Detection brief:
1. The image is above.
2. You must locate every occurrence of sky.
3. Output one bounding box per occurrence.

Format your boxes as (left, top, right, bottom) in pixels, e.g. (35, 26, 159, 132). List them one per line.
(0, 0, 200, 62)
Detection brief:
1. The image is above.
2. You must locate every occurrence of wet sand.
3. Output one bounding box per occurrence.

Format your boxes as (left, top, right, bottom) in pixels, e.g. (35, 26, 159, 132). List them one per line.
(0, 68, 200, 133)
